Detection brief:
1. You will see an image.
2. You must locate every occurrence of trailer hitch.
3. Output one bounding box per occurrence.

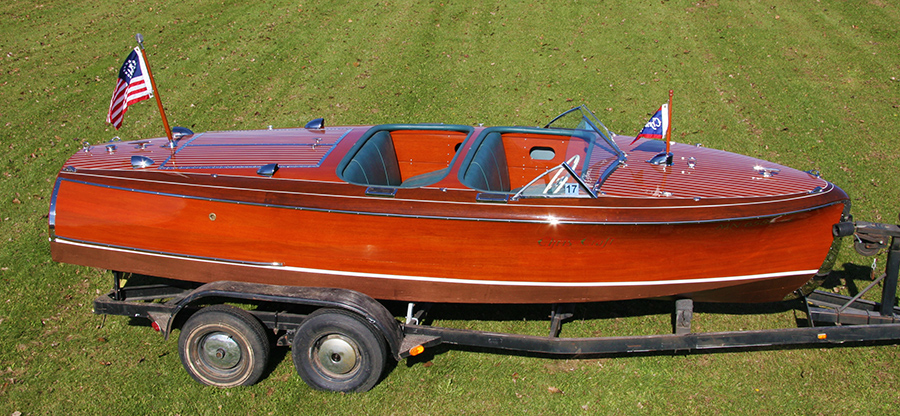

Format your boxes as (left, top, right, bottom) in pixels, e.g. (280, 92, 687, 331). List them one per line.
(834, 220, 900, 257)
(832, 218, 900, 317)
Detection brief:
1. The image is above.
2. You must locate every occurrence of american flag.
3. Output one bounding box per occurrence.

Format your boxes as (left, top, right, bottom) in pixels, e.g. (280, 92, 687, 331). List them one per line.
(106, 47, 153, 129)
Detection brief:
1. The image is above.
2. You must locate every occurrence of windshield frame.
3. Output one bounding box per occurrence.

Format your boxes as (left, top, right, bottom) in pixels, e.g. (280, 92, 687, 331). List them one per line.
(540, 105, 627, 194)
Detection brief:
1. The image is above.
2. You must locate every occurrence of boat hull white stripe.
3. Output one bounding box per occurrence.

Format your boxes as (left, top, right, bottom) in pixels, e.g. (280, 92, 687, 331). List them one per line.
(57, 238, 817, 288)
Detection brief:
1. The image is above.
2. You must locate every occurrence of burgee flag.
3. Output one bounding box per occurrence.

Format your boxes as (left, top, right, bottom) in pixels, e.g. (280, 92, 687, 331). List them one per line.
(106, 47, 153, 129)
(630, 103, 668, 145)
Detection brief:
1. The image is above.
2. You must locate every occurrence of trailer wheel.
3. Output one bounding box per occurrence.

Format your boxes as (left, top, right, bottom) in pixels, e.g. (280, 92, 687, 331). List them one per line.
(292, 308, 387, 392)
(178, 305, 270, 387)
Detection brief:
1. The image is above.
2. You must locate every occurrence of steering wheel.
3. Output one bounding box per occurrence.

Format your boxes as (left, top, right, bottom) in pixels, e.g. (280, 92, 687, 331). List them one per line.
(542, 155, 580, 194)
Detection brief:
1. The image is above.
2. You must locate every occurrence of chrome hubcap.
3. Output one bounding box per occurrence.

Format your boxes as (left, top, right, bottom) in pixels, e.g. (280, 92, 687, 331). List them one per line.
(200, 332, 241, 370)
(315, 334, 358, 376)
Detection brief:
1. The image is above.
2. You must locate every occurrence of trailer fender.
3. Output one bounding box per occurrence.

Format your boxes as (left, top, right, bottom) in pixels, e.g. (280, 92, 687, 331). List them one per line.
(159, 281, 403, 358)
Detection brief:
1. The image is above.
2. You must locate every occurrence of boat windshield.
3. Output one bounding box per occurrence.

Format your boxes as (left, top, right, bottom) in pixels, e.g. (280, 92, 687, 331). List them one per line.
(511, 106, 626, 199)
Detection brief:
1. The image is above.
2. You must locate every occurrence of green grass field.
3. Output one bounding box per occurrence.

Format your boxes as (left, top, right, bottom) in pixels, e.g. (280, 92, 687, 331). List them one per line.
(2, 0, 899, 414)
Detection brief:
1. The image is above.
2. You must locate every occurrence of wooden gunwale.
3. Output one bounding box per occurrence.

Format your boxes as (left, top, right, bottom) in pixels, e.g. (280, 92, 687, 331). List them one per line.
(53, 168, 846, 225)
(53, 174, 844, 225)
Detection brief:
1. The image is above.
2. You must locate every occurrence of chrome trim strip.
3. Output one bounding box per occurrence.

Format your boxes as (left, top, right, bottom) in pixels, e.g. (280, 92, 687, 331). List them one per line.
(47, 177, 62, 241)
(55, 177, 846, 226)
(55, 238, 817, 289)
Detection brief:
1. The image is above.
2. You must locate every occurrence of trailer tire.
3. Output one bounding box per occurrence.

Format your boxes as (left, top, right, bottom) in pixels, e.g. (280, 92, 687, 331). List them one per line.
(178, 304, 270, 387)
(292, 308, 387, 392)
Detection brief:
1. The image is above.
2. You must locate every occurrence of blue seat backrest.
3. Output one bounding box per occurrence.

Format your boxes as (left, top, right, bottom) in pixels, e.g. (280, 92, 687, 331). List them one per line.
(342, 131, 402, 186)
(463, 132, 510, 192)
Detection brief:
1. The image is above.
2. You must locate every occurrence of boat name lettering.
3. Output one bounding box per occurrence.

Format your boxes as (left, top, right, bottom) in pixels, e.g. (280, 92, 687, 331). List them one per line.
(537, 237, 613, 249)
(537, 239, 572, 248)
(580, 237, 614, 248)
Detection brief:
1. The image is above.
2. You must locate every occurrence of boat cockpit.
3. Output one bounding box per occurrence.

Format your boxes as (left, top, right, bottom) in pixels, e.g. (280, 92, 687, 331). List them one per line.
(337, 124, 474, 189)
(336, 106, 626, 199)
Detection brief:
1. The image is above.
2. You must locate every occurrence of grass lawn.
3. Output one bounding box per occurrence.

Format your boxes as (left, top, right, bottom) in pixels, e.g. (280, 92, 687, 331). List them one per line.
(2, 0, 899, 414)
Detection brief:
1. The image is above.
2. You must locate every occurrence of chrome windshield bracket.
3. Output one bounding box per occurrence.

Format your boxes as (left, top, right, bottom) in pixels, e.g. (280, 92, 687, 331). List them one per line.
(561, 162, 598, 199)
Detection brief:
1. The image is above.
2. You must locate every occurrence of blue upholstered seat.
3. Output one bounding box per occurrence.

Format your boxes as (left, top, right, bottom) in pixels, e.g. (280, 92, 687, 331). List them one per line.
(462, 132, 510, 192)
(341, 131, 402, 187)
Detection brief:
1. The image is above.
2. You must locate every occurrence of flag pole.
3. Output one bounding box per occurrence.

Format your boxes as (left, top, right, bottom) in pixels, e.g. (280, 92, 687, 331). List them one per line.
(665, 89, 673, 155)
(135, 33, 175, 148)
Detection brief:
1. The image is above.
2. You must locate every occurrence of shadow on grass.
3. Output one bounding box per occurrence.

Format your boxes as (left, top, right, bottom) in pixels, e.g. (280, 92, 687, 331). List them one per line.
(385, 297, 801, 330)
(821, 262, 880, 297)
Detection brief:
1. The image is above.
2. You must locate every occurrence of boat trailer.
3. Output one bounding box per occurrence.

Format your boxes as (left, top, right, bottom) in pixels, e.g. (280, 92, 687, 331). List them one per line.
(92, 219, 900, 392)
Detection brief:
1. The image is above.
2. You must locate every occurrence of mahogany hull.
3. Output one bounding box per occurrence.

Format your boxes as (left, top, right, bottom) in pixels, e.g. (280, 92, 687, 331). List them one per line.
(49, 171, 847, 304)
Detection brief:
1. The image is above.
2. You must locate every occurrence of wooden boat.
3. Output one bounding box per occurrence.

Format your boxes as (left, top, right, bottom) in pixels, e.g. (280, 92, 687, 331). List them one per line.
(49, 106, 849, 304)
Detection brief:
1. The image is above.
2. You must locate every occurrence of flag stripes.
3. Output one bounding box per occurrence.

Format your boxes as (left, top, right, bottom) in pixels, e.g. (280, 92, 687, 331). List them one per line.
(106, 47, 153, 129)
